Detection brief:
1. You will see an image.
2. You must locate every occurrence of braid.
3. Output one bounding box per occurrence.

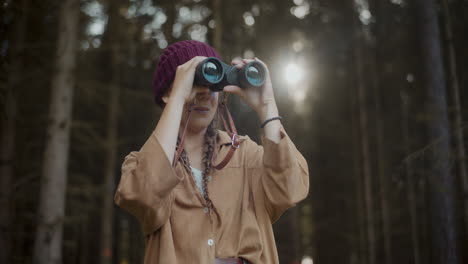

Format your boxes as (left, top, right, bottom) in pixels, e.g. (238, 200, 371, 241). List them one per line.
(176, 120, 218, 212)
(202, 122, 217, 212)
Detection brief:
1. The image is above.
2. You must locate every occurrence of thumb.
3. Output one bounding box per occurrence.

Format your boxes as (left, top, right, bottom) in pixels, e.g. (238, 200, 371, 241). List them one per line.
(223, 85, 242, 96)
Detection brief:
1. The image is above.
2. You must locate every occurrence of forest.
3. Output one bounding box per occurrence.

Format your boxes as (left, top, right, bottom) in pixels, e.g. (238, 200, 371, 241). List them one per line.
(1, 0, 468, 263)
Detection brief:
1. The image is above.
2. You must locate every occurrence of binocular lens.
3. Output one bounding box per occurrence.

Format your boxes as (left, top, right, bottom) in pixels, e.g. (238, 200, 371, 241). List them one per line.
(202, 61, 223, 83)
(245, 65, 264, 87)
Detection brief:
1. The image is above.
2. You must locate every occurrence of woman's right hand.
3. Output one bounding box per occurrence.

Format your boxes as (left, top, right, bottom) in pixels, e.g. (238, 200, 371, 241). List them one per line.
(155, 56, 207, 163)
(169, 56, 207, 103)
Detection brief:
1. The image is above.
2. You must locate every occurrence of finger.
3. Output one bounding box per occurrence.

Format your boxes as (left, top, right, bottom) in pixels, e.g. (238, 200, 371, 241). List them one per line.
(254, 57, 271, 78)
(234, 63, 244, 69)
(254, 57, 267, 67)
(194, 55, 208, 61)
(242, 58, 255, 63)
(189, 56, 208, 68)
(231, 59, 242, 65)
(231, 59, 247, 68)
(232, 60, 246, 69)
(223, 85, 243, 96)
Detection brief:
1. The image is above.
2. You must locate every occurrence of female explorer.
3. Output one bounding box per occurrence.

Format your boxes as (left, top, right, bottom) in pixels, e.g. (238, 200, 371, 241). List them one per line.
(114, 40, 309, 264)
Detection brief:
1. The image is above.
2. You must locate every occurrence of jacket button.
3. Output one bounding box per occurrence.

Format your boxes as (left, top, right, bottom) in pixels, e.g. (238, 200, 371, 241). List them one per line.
(207, 239, 214, 246)
(203, 207, 209, 213)
(207, 176, 213, 181)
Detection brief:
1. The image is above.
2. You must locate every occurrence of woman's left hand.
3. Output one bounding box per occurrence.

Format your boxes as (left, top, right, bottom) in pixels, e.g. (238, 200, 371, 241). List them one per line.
(223, 57, 278, 120)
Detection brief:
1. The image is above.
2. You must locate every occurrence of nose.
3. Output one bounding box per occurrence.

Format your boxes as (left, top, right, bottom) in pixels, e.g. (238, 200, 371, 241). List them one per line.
(194, 86, 213, 101)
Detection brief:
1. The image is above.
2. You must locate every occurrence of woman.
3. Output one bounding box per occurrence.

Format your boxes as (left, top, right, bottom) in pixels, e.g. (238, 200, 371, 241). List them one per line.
(114, 40, 309, 264)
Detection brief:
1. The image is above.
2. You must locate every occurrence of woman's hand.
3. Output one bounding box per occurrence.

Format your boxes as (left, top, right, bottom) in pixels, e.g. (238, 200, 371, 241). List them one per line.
(156, 56, 207, 163)
(223, 57, 279, 121)
(168, 56, 207, 104)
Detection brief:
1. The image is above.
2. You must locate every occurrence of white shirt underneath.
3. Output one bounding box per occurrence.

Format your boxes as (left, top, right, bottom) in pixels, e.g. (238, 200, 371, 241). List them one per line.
(190, 166, 204, 194)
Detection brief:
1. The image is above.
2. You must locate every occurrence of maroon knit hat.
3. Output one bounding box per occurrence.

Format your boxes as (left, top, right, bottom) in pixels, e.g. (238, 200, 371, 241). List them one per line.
(152, 40, 222, 106)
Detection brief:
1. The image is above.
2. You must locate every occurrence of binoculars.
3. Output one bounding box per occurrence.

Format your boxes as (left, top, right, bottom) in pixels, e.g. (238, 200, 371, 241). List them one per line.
(194, 57, 266, 92)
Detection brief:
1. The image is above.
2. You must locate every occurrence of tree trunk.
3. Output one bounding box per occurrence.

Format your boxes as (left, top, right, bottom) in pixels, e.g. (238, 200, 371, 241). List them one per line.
(119, 218, 130, 264)
(0, 1, 28, 262)
(99, 46, 120, 264)
(0, 83, 16, 264)
(415, 0, 459, 262)
(100, 1, 123, 263)
(163, 3, 176, 44)
(290, 207, 302, 263)
(372, 63, 392, 264)
(211, 0, 222, 51)
(33, 0, 79, 263)
(353, 21, 376, 264)
(369, 1, 392, 262)
(350, 61, 367, 264)
(99, 36, 121, 264)
(441, 0, 468, 239)
(400, 90, 421, 264)
(79, 215, 89, 264)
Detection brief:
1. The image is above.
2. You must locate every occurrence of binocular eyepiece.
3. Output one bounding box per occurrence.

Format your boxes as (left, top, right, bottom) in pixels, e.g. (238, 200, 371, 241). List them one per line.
(194, 57, 266, 92)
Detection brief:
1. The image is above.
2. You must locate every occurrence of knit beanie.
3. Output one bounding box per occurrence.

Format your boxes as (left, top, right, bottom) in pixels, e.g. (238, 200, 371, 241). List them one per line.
(152, 40, 222, 106)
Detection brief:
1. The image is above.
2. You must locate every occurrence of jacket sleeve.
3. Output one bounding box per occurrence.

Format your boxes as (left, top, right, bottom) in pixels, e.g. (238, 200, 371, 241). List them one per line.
(246, 126, 309, 222)
(114, 129, 184, 235)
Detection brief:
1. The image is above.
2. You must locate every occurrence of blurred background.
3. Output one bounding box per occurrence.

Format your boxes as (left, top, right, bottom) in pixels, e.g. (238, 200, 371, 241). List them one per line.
(1, 0, 468, 263)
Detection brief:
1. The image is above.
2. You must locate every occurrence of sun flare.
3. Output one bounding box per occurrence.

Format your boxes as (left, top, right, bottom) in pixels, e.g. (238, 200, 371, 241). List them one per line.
(285, 63, 304, 85)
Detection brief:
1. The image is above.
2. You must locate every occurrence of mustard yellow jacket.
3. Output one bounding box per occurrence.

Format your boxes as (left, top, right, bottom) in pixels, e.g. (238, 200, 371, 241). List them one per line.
(114, 126, 309, 264)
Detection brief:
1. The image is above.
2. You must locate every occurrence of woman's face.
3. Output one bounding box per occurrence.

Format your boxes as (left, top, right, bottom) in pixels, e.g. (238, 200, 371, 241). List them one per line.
(183, 85, 219, 132)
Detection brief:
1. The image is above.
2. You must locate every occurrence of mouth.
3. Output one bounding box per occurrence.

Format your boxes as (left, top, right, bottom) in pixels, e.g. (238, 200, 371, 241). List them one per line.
(193, 106, 210, 113)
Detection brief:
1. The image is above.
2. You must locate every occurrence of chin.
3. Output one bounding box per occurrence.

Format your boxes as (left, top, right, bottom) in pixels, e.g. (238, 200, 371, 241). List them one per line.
(189, 118, 214, 131)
